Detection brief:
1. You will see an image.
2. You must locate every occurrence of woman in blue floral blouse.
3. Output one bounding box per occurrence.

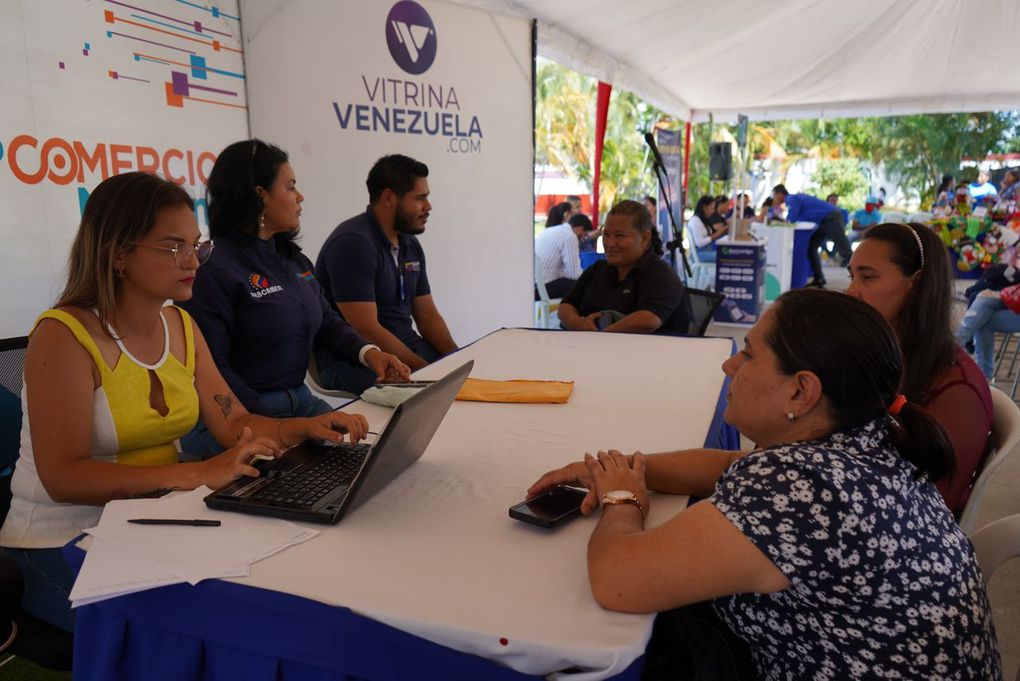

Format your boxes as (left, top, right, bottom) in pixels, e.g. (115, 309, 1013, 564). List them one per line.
(530, 289, 1000, 680)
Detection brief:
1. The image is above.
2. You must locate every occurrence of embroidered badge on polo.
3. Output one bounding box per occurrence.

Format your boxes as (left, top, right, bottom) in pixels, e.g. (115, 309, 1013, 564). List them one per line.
(297, 270, 316, 282)
(248, 272, 284, 299)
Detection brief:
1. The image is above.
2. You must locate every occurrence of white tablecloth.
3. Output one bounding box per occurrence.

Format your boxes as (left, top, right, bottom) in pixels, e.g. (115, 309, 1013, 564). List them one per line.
(231, 329, 734, 679)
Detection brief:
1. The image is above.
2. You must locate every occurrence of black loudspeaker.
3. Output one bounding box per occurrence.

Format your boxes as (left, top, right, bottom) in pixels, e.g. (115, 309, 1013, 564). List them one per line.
(709, 142, 732, 181)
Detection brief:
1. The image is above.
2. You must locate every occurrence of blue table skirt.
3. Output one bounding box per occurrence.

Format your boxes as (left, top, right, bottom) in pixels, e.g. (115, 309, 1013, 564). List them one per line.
(63, 332, 739, 681)
(791, 228, 813, 289)
(63, 541, 646, 681)
(704, 339, 740, 450)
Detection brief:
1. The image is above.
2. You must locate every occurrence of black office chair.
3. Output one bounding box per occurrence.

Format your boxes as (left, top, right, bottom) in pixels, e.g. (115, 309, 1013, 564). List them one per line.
(0, 336, 28, 521)
(0, 336, 73, 671)
(686, 289, 726, 337)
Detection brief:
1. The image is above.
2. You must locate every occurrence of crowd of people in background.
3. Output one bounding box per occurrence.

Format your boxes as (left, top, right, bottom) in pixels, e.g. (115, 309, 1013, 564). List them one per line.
(0, 138, 1009, 677)
(934, 170, 1019, 217)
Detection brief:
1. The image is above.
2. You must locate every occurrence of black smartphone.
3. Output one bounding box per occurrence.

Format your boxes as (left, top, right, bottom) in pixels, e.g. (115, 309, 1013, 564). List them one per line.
(509, 485, 588, 528)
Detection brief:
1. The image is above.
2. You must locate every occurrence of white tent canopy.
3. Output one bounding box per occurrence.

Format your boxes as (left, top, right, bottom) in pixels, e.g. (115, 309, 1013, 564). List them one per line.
(449, 0, 1020, 121)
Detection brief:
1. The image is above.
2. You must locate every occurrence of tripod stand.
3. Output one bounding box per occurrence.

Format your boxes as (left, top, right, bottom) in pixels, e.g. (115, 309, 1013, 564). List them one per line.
(652, 158, 692, 280)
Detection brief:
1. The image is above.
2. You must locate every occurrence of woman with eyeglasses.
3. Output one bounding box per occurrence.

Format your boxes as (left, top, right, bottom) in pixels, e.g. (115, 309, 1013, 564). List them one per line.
(178, 140, 410, 456)
(0, 172, 371, 633)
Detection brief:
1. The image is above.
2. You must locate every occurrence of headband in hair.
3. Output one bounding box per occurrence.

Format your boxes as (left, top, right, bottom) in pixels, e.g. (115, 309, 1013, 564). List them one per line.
(903, 224, 925, 270)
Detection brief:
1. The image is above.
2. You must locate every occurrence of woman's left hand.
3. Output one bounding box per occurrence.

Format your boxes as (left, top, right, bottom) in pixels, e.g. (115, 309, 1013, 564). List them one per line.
(584, 450, 649, 515)
(302, 411, 370, 444)
(364, 348, 412, 383)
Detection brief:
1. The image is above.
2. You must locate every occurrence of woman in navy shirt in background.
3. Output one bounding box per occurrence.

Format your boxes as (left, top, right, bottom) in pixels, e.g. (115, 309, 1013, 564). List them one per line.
(179, 140, 409, 456)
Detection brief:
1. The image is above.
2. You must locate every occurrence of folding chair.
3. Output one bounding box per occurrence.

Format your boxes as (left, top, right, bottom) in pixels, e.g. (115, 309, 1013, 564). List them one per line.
(0, 336, 73, 671)
(0, 336, 28, 518)
(684, 230, 715, 291)
(306, 353, 358, 401)
(969, 514, 1020, 680)
(959, 387, 1020, 535)
(534, 254, 561, 329)
(971, 513, 1020, 585)
(685, 289, 725, 337)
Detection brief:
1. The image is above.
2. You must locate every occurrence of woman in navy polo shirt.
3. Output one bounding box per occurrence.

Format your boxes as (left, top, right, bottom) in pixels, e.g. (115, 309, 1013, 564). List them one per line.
(179, 140, 409, 456)
(558, 200, 688, 335)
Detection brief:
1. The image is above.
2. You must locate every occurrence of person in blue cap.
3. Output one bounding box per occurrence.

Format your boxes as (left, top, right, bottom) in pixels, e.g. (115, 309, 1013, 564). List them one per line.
(848, 195, 883, 244)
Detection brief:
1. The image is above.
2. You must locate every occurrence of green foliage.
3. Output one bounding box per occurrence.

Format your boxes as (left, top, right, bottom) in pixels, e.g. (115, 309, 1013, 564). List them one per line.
(597, 90, 667, 214)
(535, 60, 593, 182)
(536, 58, 1020, 215)
(807, 158, 869, 208)
(871, 113, 1016, 205)
(535, 60, 680, 217)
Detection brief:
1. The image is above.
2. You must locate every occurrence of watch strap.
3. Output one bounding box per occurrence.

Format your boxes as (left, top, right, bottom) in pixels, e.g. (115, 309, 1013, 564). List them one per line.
(601, 493, 644, 516)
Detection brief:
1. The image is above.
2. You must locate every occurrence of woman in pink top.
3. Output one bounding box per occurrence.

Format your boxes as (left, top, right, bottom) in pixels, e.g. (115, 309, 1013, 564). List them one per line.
(846, 222, 992, 515)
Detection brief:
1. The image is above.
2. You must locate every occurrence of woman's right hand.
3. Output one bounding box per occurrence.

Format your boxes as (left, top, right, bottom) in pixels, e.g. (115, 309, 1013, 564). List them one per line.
(201, 427, 279, 490)
(526, 459, 600, 515)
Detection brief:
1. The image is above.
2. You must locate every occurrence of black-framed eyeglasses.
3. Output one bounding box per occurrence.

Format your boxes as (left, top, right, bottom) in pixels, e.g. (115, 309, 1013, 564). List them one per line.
(129, 239, 215, 266)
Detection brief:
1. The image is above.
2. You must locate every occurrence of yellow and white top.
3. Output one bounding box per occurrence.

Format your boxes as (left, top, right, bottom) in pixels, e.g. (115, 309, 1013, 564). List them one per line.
(0, 307, 200, 548)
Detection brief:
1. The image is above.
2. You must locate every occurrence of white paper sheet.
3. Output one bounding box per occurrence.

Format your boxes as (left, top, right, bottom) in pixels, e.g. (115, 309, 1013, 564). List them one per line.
(70, 488, 319, 605)
(70, 536, 186, 607)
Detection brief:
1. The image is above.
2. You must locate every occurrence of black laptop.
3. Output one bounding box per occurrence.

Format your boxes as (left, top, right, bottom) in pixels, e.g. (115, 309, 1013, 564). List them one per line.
(205, 360, 473, 524)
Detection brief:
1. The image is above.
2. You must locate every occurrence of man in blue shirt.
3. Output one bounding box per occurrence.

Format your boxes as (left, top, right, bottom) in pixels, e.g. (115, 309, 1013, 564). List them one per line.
(969, 170, 998, 205)
(316, 155, 458, 374)
(849, 195, 882, 243)
(772, 184, 849, 288)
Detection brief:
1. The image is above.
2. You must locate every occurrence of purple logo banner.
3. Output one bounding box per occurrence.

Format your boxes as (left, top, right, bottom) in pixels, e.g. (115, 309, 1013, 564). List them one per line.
(386, 1, 437, 75)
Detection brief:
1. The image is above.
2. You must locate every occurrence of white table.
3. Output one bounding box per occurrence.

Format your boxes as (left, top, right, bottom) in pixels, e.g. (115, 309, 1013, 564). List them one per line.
(750, 220, 815, 300)
(70, 329, 735, 681)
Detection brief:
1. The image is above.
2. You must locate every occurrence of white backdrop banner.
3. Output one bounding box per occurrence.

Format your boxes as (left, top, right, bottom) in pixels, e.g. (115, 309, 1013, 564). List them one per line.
(241, 0, 534, 346)
(0, 0, 248, 337)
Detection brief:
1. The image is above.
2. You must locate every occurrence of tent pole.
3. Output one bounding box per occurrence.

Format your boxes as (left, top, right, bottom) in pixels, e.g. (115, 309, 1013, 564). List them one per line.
(592, 81, 612, 228)
(682, 121, 692, 219)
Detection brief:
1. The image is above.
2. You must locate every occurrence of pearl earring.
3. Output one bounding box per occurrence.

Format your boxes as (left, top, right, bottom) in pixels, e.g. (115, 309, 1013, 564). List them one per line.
(259, 211, 266, 230)
(786, 411, 795, 421)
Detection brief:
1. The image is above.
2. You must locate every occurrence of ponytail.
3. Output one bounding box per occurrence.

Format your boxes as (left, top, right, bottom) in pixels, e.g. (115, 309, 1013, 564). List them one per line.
(888, 403, 956, 482)
(768, 289, 956, 483)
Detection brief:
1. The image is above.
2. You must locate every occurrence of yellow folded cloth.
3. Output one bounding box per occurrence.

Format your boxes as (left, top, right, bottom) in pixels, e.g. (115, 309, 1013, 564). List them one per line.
(455, 378, 574, 404)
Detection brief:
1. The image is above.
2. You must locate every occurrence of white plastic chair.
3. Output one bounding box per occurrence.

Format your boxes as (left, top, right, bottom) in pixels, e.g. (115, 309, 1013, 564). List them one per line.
(684, 229, 714, 290)
(971, 513, 1020, 585)
(305, 353, 358, 400)
(534, 254, 561, 329)
(959, 387, 1020, 535)
(970, 513, 1020, 681)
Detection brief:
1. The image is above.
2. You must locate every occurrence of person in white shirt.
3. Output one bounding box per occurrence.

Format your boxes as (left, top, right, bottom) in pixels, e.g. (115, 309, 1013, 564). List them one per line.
(535, 202, 582, 299)
(686, 196, 728, 263)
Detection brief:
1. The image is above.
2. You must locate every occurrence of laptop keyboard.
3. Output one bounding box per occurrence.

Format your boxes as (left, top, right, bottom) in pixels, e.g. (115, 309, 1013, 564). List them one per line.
(250, 443, 370, 508)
